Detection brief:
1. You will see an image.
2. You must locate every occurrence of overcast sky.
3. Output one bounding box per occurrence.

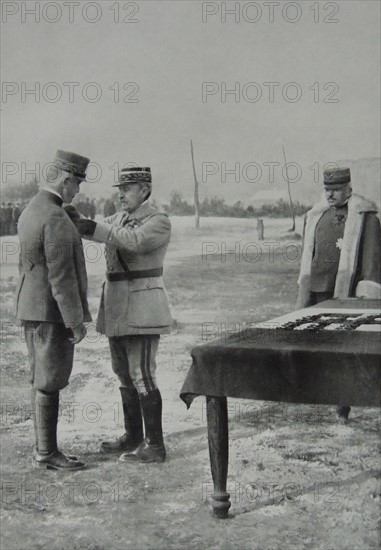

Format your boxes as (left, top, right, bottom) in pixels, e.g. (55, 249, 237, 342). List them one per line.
(2, 0, 380, 203)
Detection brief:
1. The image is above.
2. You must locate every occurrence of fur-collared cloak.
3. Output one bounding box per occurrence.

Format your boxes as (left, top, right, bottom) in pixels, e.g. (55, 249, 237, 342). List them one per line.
(296, 193, 381, 308)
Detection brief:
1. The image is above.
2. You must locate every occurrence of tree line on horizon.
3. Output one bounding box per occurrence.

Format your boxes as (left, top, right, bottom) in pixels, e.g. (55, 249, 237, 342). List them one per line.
(1, 179, 311, 218)
(162, 191, 311, 218)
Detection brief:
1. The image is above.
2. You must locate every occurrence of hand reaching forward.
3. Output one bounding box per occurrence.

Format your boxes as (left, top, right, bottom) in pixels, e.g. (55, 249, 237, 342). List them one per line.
(64, 205, 81, 222)
(75, 219, 97, 236)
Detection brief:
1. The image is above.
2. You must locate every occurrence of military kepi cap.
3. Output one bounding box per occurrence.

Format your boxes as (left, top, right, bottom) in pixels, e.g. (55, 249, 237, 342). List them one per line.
(54, 150, 90, 180)
(113, 166, 152, 187)
(323, 167, 351, 186)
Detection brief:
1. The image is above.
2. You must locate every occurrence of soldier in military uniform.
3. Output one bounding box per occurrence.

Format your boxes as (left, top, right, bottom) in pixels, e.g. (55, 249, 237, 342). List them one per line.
(0, 202, 6, 236)
(4, 202, 13, 235)
(75, 167, 172, 463)
(11, 202, 21, 234)
(297, 167, 381, 421)
(15, 150, 92, 470)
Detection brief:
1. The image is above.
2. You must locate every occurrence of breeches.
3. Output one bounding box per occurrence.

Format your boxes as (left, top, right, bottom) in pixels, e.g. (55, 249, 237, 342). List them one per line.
(24, 321, 74, 392)
(108, 335, 160, 395)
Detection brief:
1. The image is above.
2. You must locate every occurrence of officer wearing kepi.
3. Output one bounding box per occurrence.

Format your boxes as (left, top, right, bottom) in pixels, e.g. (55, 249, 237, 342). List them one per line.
(297, 167, 381, 307)
(75, 167, 172, 463)
(296, 166, 381, 422)
(15, 150, 92, 470)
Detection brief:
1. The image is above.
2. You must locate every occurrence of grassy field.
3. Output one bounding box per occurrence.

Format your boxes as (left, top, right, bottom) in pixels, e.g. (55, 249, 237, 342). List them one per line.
(1, 216, 380, 550)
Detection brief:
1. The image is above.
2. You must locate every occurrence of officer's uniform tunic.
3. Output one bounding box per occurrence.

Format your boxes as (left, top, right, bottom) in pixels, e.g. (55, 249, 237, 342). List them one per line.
(15, 190, 91, 392)
(92, 201, 172, 394)
(309, 204, 347, 302)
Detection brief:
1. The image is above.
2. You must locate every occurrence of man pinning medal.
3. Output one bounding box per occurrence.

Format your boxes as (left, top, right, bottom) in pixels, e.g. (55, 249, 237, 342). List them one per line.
(75, 167, 172, 463)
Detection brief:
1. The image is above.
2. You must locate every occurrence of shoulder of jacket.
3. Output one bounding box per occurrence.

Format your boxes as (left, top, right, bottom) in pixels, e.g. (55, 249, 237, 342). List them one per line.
(143, 211, 170, 223)
(349, 193, 379, 214)
(148, 211, 170, 219)
(143, 203, 168, 217)
(306, 199, 328, 219)
(44, 206, 75, 232)
(107, 212, 120, 223)
(50, 206, 69, 219)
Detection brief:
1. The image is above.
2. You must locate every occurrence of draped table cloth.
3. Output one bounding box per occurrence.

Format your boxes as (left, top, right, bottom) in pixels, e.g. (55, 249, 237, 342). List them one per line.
(180, 299, 381, 517)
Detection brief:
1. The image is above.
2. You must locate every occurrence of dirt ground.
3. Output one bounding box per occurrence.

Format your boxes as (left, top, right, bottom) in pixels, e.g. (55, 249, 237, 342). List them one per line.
(1, 216, 380, 550)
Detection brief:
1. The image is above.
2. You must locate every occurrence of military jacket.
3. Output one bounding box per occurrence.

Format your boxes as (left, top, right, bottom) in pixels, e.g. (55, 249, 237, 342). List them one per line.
(92, 202, 173, 337)
(15, 190, 92, 327)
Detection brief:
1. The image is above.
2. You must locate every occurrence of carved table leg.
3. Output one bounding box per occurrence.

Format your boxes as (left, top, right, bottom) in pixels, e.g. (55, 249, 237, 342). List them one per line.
(206, 396, 231, 518)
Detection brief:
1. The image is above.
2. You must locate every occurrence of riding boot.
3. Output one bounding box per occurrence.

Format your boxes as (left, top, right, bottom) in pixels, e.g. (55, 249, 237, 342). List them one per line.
(119, 389, 166, 463)
(101, 386, 144, 453)
(31, 388, 38, 452)
(33, 390, 85, 470)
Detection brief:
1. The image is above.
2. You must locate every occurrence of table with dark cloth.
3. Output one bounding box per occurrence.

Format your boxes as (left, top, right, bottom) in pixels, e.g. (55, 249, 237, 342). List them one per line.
(180, 299, 381, 518)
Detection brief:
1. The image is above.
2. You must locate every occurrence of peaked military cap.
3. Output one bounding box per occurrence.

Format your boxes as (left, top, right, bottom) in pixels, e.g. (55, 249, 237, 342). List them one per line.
(54, 150, 90, 180)
(323, 167, 351, 186)
(113, 166, 152, 187)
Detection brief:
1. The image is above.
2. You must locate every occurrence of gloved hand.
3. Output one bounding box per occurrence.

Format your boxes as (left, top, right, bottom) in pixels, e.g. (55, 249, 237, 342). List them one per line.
(75, 219, 97, 236)
(68, 323, 87, 344)
(64, 205, 81, 222)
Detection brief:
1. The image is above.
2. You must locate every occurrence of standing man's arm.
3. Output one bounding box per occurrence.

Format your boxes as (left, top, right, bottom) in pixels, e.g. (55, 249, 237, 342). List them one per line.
(77, 214, 171, 253)
(355, 213, 381, 298)
(64, 207, 118, 246)
(295, 213, 311, 309)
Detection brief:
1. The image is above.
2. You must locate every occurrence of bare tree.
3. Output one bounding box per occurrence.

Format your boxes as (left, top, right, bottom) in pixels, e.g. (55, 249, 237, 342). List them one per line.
(282, 145, 295, 232)
(190, 139, 200, 229)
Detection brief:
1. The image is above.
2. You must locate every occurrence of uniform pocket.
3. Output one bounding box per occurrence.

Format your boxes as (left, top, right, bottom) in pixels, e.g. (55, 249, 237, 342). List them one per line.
(127, 284, 172, 328)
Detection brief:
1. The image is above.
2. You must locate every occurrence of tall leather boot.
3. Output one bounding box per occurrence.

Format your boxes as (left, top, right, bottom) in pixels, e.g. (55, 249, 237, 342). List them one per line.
(31, 388, 38, 452)
(31, 388, 77, 460)
(33, 390, 85, 470)
(101, 387, 143, 453)
(119, 389, 166, 463)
